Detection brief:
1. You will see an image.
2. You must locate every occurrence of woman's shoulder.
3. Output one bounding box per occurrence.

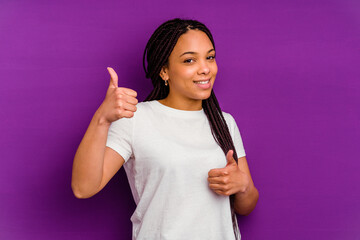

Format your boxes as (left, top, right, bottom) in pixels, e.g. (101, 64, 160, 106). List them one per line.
(221, 111, 235, 122)
(131, 100, 160, 119)
(221, 111, 239, 130)
(109, 101, 154, 127)
(136, 100, 157, 111)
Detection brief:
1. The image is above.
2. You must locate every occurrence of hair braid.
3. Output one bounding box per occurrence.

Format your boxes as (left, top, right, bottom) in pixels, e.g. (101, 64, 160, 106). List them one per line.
(143, 18, 241, 239)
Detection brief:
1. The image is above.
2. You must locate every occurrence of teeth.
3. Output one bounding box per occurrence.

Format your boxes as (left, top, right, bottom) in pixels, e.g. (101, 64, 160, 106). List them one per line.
(195, 80, 209, 84)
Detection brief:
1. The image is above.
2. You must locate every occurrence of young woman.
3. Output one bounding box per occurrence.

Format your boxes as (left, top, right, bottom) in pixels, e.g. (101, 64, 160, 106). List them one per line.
(72, 18, 259, 240)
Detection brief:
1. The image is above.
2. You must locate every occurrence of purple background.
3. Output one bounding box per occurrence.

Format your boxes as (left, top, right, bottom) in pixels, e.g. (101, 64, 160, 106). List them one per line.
(1, 0, 359, 239)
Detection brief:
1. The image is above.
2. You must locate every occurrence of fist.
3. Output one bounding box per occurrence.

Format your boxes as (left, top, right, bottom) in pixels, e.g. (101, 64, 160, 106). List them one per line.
(98, 67, 138, 124)
(207, 150, 250, 196)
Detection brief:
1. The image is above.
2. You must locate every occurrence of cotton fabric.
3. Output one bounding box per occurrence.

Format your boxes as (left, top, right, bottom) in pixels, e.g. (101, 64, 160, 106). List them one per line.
(106, 100, 246, 240)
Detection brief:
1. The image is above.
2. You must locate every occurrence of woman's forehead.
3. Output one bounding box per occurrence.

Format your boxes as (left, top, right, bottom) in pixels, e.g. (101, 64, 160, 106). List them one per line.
(172, 30, 214, 57)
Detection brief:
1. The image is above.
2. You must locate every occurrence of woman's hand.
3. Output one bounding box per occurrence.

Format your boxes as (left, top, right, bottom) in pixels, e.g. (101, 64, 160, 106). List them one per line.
(96, 67, 138, 125)
(208, 150, 251, 196)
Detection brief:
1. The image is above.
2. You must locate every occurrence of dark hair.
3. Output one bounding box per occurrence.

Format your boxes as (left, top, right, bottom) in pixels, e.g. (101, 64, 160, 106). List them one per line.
(142, 18, 240, 238)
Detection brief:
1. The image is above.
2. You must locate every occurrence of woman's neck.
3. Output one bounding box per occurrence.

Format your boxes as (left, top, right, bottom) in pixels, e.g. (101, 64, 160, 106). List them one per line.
(158, 97, 202, 111)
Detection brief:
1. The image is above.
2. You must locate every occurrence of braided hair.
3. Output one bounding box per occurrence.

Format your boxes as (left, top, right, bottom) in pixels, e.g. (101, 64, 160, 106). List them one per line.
(142, 18, 240, 239)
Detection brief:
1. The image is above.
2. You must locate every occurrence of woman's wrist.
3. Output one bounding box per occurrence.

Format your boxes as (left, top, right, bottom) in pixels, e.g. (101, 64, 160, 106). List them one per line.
(93, 108, 111, 128)
(234, 183, 259, 215)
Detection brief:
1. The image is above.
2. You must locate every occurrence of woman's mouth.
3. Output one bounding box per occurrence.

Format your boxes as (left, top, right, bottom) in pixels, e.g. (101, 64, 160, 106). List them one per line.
(193, 78, 211, 89)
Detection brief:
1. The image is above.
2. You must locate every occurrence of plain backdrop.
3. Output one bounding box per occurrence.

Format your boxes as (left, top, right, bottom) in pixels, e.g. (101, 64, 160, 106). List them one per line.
(0, 0, 359, 239)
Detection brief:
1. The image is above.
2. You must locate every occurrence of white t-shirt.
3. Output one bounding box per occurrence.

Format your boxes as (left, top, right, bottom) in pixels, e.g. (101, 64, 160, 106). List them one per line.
(106, 100, 246, 240)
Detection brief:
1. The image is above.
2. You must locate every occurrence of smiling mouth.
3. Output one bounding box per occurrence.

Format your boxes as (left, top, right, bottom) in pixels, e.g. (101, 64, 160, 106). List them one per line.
(193, 79, 210, 84)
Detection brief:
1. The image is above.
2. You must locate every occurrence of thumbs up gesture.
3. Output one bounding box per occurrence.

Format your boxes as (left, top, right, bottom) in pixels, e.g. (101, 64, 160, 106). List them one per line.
(207, 150, 250, 196)
(97, 67, 138, 124)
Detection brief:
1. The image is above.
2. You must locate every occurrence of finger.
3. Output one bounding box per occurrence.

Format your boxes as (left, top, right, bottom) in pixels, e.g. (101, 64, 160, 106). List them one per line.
(124, 95, 138, 105)
(214, 190, 226, 196)
(215, 189, 231, 196)
(116, 101, 137, 112)
(121, 110, 135, 118)
(121, 87, 137, 97)
(208, 183, 224, 190)
(116, 92, 138, 105)
(207, 176, 228, 184)
(107, 67, 118, 88)
(208, 168, 229, 177)
(211, 188, 228, 196)
(226, 150, 236, 165)
(122, 102, 137, 112)
(209, 185, 232, 196)
(209, 183, 231, 193)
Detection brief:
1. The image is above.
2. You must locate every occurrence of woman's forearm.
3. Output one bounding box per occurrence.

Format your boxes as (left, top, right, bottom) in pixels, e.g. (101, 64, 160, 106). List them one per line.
(71, 109, 110, 198)
(234, 183, 259, 215)
(71, 67, 138, 199)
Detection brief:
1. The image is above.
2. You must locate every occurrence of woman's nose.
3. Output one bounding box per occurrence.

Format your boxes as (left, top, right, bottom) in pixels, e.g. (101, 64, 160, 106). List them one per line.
(198, 60, 210, 75)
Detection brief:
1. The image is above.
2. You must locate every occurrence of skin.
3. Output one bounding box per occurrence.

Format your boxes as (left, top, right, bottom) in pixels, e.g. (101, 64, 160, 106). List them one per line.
(159, 29, 217, 111)
(71, 67, 137, 198)
(208, 150, 259, 215)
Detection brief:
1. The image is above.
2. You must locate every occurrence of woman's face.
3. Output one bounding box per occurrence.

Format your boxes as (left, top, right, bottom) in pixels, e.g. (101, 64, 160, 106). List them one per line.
(160, 29, 218, 109)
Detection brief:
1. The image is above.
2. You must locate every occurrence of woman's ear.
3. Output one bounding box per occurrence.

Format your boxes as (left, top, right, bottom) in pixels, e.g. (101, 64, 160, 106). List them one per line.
(159, 66, 169, 81)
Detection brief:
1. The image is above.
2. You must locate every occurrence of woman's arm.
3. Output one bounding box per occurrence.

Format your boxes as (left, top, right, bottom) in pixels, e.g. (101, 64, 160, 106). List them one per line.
(71, 67, 137, 199)
(71, 111, 125, 199)
(233, 156, 259, 215)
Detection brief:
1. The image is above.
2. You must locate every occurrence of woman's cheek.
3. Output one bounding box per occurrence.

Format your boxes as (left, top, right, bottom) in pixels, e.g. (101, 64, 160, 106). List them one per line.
(186, 67, 198, 78)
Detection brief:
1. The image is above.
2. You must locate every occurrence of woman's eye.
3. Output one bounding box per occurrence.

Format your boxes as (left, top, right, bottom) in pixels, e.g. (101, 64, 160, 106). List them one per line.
(184, 55, 215, 63)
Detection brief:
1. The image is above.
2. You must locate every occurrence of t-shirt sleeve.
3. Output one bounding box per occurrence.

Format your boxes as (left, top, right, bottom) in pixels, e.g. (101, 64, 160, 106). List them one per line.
(105, 117, 133, 162)
(223, 112, 246, 158)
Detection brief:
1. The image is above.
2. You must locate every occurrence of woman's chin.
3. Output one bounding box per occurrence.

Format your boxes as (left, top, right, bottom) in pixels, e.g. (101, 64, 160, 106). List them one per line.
(197, 89, 213, 100)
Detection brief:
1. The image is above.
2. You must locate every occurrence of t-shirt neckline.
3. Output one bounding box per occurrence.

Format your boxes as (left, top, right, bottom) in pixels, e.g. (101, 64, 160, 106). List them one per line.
(153, 100, 204, 117)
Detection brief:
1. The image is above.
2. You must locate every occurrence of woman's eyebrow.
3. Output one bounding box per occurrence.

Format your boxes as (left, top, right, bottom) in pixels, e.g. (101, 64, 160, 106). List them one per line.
(179, 49, 215, 57)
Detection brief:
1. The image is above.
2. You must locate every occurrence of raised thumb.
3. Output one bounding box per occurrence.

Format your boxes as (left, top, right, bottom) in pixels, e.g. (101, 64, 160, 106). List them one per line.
(226, 150, 236, 166)
(107, 67, 118, 88)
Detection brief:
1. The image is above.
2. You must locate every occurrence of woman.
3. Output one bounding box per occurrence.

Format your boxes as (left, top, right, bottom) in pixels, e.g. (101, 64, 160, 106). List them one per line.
(72, 18, 259, 239)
